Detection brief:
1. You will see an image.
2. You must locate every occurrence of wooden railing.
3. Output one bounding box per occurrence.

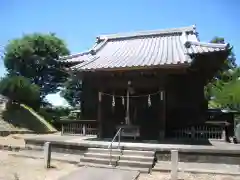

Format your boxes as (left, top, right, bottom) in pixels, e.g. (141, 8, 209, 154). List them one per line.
(170, 125, 224, 140)
(60, 120, 98, 136)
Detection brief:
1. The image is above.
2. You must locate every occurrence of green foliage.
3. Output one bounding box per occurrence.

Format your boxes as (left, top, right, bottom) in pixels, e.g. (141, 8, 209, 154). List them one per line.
(38, 106, 71, 123)
(213, 78, 240, 110)
(205, 37, 237, 100)
(205, 37, 240, 110)
(60, 76, 82, 107)
(0, 76, 40, 108)
(3, 33, 70, 100)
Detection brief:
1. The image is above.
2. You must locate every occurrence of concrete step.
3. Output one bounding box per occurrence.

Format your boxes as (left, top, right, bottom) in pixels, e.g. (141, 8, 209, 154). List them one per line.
(84, 152, 120, 160)
(118, 159, 152, 168)
(78, 162, 147, 174)
(78, 162, 116, 168)
(87, 148, 122, 155)
(122, 149, 155, 157)
(80, 157, 117, 166)
(117, 166, 150, 174)
(120, 155, 154, 162)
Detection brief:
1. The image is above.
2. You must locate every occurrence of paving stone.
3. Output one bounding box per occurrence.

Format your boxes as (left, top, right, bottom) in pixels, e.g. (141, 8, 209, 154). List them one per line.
(58, 166, 140, 180)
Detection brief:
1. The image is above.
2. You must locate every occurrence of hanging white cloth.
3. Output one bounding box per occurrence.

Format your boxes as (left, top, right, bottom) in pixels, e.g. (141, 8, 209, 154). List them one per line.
(112, 94, 115, 107)
(148, 95, 151, 107)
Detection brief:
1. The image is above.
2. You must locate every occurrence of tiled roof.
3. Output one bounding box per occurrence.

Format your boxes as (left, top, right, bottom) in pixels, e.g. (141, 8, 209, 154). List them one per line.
(63, 25, 229, 71)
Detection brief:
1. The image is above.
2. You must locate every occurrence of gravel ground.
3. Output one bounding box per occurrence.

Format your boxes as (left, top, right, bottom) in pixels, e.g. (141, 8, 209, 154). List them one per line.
(0, 150, 78, 180)
(0, 135, 25, 147)
(139, 172, 240, 180)
(1, 135, 240, 180)
(1, 151, 239, 180)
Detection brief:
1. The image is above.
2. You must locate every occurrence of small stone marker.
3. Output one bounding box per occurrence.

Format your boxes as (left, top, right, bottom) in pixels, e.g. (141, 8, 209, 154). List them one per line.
(83, 124, 86, 135)
(235, 123, 240, 143)
(171, 150, 178, 180)
(44, 142, 51, 168)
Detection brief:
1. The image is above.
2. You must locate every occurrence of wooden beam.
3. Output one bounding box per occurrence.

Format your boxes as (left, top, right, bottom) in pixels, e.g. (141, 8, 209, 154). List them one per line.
(74, 65, 188, 79)
(90, 76, 166, 89)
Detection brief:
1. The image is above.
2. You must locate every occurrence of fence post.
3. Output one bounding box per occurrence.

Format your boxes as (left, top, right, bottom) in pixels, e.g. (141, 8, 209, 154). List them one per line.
(61, 124, 64, 135)
(171, 150, 178, 180)
(44, 142, 51, 168)
(83, 124, 86, 135)
(191, 126, 195, 140)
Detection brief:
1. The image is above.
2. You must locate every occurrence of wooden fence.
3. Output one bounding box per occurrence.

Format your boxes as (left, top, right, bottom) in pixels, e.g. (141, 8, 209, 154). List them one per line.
(60, 120, 98, 136)
(170, 125, 224, 140)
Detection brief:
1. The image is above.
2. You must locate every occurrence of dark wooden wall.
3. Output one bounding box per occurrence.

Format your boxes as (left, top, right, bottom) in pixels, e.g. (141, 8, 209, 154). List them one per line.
(165, 73, 207, 132)
(80, 69, 208, 139)
(81, 78, 98, 120)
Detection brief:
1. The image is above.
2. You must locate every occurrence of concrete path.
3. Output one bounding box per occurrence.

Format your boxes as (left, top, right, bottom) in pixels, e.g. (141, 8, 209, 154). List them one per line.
(20, 133, 97, 142)
(23, 134, 240, 153)
(58, 166, 140, 180)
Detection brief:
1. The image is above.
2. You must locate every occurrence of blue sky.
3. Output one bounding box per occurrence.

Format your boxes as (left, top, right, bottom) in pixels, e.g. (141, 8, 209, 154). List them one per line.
(0, 0, 239, 106)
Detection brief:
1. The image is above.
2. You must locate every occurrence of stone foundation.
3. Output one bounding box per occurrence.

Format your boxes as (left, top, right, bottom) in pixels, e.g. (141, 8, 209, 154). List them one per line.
(156, 152, 240, 165)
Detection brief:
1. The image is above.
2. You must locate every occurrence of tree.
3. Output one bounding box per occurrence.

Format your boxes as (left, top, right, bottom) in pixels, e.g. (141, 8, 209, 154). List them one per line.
(214, 78, 240, 110)
(0, 75, 40, 108)
(3, 33, 70, 102)
(60, 77, 82, 107)
(205, 37, 237, 100)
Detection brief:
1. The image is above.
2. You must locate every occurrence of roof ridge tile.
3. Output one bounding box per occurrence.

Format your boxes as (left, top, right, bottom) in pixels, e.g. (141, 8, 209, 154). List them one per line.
(98, 25, 196, 40)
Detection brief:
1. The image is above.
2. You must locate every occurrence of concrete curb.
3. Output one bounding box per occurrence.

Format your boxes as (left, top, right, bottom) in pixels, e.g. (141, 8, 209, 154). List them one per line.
(0, 131, 58, 137)
(24, 138, 240, 155)
(153, 167, 240, 176)
(0, 145, 25, 151)
(0, 144, 42, 152)
(8, 152, 80, 164)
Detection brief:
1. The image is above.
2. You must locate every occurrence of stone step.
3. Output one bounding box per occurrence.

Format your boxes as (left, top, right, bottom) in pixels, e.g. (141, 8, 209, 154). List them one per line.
(78, 162, 115, 168)
(118, 159, 152, 168)
(120, 155, 154, 162)
(87, 148, 122, 155)
(80, 157, 117, 166)
(78, 162, 149, 174)
(122, 149, 155, 157)
(84, 152, 120, 160)
(117, 166, 150, 174)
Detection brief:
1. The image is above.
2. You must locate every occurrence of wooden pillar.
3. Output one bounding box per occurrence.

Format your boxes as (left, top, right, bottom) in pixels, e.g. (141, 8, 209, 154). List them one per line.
(159, 90, 166, 140)
(98, 92, 103, 138)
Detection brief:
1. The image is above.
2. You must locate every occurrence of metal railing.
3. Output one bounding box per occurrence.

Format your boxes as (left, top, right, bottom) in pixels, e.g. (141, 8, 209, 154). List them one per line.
(108, 127, 122, 165)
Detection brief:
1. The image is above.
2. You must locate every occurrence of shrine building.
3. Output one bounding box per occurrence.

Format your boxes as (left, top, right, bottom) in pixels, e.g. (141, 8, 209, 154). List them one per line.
(61, 25, 230, 140)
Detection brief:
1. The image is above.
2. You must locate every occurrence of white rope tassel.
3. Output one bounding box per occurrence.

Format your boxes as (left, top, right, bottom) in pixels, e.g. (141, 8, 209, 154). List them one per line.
(112, 95, 115, 107)
(98, 92, 102, 102)
(160, 91, 164, 101)
(122, 96, 124, 106)
(148, 95, 151, 107)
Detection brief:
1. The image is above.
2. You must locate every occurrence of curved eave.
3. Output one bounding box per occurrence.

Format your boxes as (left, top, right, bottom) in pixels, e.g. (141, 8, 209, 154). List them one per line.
(185, 41, 230, 55)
